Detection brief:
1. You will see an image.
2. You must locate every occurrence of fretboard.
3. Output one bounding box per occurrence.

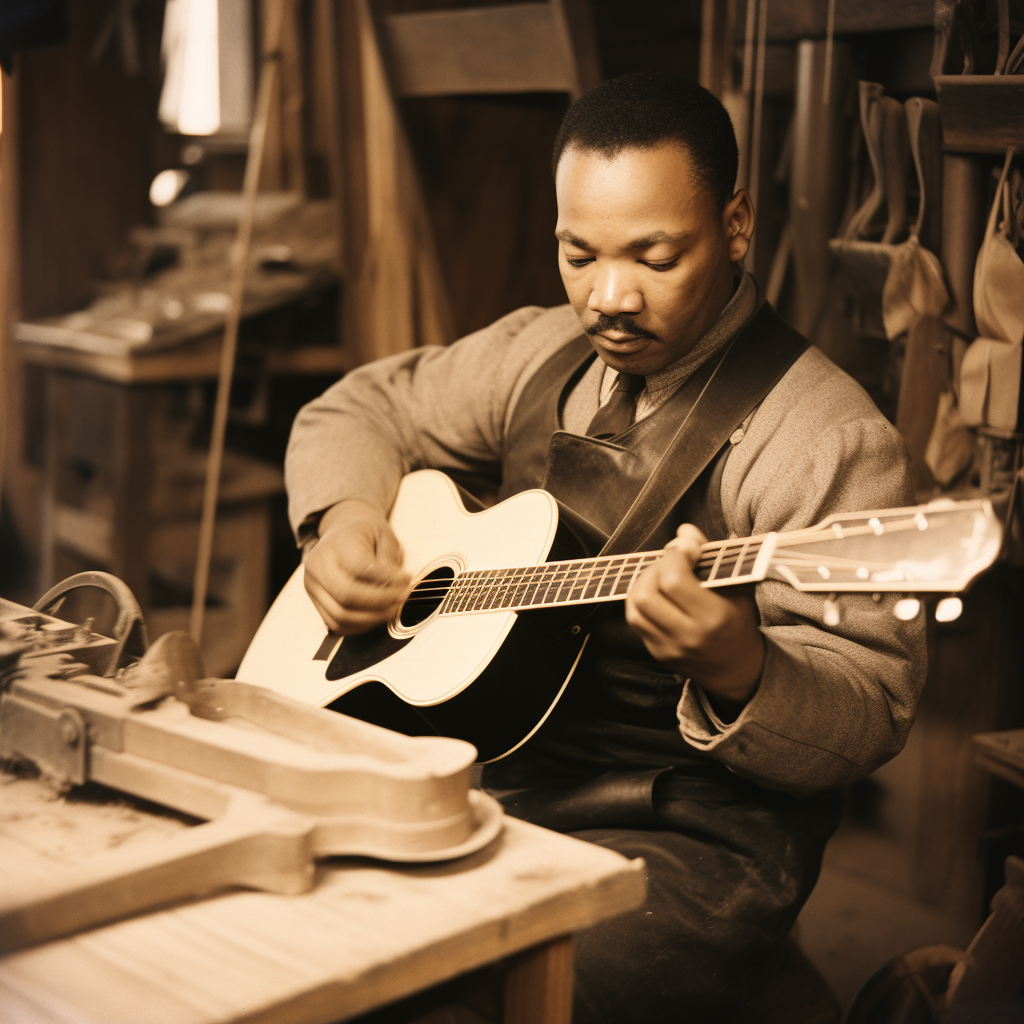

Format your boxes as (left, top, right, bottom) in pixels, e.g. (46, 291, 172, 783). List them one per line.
(436, 536, 766, 616)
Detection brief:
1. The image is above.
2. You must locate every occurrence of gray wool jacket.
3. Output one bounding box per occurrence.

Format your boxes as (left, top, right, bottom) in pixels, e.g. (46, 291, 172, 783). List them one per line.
(285, 280, 927, 798)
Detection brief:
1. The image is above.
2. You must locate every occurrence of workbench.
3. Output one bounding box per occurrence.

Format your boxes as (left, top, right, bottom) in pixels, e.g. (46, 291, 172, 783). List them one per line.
(16, 297, 350, 676)
(0, 769, 645, 1023)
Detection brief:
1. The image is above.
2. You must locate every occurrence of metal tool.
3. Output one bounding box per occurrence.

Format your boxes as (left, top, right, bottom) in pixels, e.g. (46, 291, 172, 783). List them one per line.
(0, 578, 502, 953)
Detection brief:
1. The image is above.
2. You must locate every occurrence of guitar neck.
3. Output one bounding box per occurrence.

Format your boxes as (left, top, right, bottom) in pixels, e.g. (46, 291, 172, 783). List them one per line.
(438, 535, 767, 617)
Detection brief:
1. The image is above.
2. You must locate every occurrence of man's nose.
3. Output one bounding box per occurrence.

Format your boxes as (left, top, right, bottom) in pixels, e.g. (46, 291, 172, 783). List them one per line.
(588, 266, 642, 315)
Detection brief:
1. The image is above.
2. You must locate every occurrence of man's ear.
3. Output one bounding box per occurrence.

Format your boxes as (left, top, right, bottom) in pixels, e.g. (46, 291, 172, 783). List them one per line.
(723, 189, 754, 263)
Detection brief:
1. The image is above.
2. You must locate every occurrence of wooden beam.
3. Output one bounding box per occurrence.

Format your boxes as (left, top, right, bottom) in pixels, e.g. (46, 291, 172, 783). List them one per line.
(935, 77, 1024, 154)
(386, 5, 576, 97)
(736, 0, 933, 41)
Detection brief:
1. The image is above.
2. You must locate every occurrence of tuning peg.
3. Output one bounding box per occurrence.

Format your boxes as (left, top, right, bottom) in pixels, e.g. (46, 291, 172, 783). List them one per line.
(935, 596, 963, 623)
(823, 594, 840, 627)
(893, 597, 921, 621)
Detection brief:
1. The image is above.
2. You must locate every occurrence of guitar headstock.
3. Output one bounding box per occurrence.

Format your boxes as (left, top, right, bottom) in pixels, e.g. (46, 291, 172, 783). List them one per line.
(765, 499, 1002, 594)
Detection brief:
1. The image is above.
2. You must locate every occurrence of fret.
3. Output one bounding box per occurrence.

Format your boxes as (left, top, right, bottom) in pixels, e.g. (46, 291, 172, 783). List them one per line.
(475, 573, 499, 610)
(609, 557, 637, 596)
(729, 539, 751, 577)
(500, 567, 527, 608)
(583, 561, 610, 600)
(568, 563, 592, 603)
(625, 556, 648, 591)
(598, 561, 618, 598)
(439, 584, 457, 614)
(456, 573, 475, 610)
(510, 569, 535, 607)
(530, 565, 558, 605)
(553, 562, 584, 605)
(460, 574, 483, 612)
(490, 569, 515, 610)
(464, 570, 488, 611)
(705, 543, 727, 583)
(446, 578, 466, 613)
(553, 564, 581, 604)
(740, 545, 759, 577)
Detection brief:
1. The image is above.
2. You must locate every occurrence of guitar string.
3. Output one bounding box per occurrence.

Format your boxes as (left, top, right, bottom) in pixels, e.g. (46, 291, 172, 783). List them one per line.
(401, 549, 756, 604)
(399, 512, 935, 604)
(402, 545, 800, 602)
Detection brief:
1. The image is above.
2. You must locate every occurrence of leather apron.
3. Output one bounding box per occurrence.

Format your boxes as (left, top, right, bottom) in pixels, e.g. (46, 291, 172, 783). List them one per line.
(484, 301, 809, 825)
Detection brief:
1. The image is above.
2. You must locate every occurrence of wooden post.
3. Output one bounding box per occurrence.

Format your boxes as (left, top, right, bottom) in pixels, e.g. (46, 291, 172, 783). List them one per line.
(0, 71, 20, 536)
(504, 935, 574, 1024)
(788, 37, 851, 339)
(259, 0, 305, 194)
(110, 383, 152, 613)
(351, 0, 454, 361)
(942, 154, 987, 338)
(700, 0, 735, 100)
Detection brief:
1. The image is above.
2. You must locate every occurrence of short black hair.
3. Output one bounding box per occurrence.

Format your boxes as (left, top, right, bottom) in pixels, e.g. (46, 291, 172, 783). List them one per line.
(552, 72, 739, 210)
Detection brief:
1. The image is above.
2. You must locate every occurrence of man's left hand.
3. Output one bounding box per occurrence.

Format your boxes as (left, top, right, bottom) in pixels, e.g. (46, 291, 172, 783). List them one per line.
(625, 523, 765, 708)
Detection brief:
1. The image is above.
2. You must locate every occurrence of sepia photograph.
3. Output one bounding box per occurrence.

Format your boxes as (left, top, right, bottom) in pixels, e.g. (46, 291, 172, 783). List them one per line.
(0, 1, 1022, 1021)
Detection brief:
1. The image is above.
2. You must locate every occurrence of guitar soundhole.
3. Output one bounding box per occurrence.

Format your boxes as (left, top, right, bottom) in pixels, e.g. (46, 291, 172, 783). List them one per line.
(399, 566, 455, 628)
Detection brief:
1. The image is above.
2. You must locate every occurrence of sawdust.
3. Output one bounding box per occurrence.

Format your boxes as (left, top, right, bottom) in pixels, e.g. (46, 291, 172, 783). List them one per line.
(0, 760, 196, 867)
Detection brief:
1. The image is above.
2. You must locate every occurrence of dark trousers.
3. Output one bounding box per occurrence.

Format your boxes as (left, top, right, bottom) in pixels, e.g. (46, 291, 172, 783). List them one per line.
(505, 770, 843, 1024)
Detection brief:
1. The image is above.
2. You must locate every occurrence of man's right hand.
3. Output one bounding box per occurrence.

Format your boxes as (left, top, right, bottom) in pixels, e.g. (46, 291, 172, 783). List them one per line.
(303, 499, 411, 634)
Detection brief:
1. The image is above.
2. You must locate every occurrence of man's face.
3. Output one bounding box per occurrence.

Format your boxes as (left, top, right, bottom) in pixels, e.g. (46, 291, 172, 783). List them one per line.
(555, 142, 752, 376)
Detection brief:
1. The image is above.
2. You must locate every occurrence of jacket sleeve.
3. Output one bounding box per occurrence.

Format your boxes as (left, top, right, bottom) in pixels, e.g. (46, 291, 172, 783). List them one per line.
(284, 305, 578, 547)
(676, 348, 929, 796)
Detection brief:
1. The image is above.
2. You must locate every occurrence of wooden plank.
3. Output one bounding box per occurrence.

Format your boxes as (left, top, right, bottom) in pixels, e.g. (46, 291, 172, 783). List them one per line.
(700, 0, 735, 99)
(386, 5, 574, 97)
(738, 0, 933, 41)
(935, 76, 1024, 154)
(16, 335, 348, 386)
(974, 729, 1024, 776)
(504, 935, 574, 1024)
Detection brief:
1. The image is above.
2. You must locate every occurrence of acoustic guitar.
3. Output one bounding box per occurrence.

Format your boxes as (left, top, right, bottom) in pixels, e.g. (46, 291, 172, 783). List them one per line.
(238, 470, 1002, 763)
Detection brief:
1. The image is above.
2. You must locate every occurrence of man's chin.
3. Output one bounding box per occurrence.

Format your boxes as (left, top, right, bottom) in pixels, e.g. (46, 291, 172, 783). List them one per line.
(590, 337, 674, 376)
(594, 333, 651, 356)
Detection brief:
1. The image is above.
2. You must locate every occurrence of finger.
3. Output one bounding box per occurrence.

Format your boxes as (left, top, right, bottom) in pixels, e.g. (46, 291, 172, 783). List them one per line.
(627, 584, 696, 649)
(625, 596, 690, 665)
(307, 568, 406, 615)
(652, 548, 706, 604)
(377, 523, 406, 573)
(311, 532, 410, 595)
(665, 523, 708, 568)
(351, 552, 411, 588)
(306, 579, 403, 635)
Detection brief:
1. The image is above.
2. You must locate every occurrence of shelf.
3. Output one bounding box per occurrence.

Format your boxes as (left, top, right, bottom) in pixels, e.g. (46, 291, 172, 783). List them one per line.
(935, 76, 1024, 154)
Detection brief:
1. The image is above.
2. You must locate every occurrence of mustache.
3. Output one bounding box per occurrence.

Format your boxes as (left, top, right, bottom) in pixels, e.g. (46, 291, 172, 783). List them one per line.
(585, 314, 659, 340)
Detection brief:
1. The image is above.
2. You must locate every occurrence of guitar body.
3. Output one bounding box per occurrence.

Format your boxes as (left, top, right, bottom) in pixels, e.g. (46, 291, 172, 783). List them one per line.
(240, 470, 1002, 763)
(238, 471, 594, 762)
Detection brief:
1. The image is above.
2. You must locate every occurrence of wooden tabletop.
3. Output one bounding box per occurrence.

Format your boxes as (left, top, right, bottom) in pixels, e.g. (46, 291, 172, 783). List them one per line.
(16, 331, 351, 385)
(0, 772, 645, 1024)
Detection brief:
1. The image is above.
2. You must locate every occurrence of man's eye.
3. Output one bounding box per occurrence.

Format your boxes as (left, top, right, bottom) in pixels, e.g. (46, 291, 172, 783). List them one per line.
(642, 259, 680, 272)
(565, 255, 593, 267)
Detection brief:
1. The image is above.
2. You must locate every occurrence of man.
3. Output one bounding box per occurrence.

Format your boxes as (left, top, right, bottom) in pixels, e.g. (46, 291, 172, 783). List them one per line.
(286, 73, 925, 1022)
